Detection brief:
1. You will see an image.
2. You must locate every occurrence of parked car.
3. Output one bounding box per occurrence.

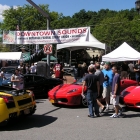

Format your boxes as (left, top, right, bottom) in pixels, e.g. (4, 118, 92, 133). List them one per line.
(120, 86, 140, 108)
(1, 66, 17, 86)
(48, 78, 137, 107)
(24, 74, 63, 98)
(0, 86, 36, 126)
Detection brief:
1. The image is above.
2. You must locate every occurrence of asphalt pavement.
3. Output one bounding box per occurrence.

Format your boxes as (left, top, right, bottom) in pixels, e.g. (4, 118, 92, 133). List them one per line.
(0, 99, 140, 140)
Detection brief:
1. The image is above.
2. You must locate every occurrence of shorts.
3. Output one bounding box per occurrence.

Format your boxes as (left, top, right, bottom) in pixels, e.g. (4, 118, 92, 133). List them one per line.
(97, 85, 103, 99)
(112, 95, 120, 106)
(102, 86, 112, 99)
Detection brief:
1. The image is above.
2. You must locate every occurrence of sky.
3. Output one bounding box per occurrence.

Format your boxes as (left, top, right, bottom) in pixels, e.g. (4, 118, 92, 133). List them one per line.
(0, 0, 136, 21)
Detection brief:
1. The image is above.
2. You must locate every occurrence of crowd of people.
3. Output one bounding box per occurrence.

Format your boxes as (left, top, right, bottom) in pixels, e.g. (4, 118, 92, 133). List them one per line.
(77, 60, 140, 118)
(1, 58, 140, 118)
(0, 62, 37, 88)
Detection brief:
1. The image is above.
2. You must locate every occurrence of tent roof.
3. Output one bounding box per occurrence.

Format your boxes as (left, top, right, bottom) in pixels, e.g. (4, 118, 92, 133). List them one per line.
(102, 42, 140, 62)
(42, 56, 57, 61)
(0, 52, 22, 60)
(57, 33, 106, 51)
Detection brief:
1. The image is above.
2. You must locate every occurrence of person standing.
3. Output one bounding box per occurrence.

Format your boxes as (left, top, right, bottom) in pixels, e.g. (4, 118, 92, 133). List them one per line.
(121, 61, 129, 79)
(92, 55, 95, 63)
(95, 62, 106, 112)
(134, 60, 140, 85)
(18, 62, 23, 74)
(73, 63, 79, 82)
(11, 69, 24, 90)
(53, 59, 64, 80)
(30, 63, 36, 74)
(81, 66, 100, 118)
(128, 61, 134, 80)
(0, 69, 6, 86)
(110, 65, 122, 118)
(102, 62, 114, 111)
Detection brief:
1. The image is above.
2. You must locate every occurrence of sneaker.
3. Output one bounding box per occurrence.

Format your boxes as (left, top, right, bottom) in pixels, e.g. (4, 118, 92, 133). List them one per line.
(95, 114, 101, 117)
(118, 110, 122, 116)
(88, 115, 94, 118)
(110, 113, 119, 118)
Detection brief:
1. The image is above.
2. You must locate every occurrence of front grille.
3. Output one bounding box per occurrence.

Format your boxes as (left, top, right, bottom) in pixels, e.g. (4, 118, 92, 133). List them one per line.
(126, 103, 134, 107)
(18, 98, 32, 106)
(136, 102, 140, 106)
(57, 98, 68, 103)
(6, 102, 16, 108)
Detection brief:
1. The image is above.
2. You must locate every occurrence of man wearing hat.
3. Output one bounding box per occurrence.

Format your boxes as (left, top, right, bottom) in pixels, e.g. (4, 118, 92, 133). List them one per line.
(102, 62, 114, 111)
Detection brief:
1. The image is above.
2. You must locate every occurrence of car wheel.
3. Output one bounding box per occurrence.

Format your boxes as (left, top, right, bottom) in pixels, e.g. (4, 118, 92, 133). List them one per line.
(81, 96, 88, 107)
(29, 106, 36, 115)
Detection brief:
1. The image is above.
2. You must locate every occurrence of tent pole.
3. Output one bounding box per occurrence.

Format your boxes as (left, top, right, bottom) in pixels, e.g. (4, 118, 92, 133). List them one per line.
(70, 50, 71, 66)
(105, 44, 106, 54)
(56, 45, 57, 61)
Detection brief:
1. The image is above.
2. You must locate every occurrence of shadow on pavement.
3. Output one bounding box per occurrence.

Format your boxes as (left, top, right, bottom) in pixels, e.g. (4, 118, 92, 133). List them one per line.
(51, 103, 86, 109)
(101, 109, 140, 118)
(0, 115, 57, 131)
(42, 107, 62, 115)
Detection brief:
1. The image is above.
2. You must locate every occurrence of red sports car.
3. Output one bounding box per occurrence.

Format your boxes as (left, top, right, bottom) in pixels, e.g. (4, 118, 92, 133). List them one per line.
(120, 86, 140, 108)
(48, 78, 137, 107)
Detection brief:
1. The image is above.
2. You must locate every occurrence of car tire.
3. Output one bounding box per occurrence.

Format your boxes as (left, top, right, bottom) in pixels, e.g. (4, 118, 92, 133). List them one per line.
(81, 95, 88, 107)
(29, 106, 36, 115)
(0, 120, 9, 126)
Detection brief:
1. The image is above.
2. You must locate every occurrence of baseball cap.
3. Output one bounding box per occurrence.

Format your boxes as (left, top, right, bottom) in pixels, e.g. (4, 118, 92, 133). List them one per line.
(105, 62, 111, 65)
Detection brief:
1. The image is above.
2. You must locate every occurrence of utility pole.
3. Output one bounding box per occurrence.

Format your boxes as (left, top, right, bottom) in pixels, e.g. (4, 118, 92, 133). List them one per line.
(26, 0, 51, 76)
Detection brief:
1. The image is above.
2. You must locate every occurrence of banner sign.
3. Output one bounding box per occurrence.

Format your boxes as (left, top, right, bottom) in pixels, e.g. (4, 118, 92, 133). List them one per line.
(3, 31, 16, 44)
(3, 27, 90, 44)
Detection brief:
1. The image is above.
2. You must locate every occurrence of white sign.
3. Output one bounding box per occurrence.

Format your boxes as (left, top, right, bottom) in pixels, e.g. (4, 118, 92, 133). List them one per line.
(3, 27, 90, 44)
(43, 44, 52, 54)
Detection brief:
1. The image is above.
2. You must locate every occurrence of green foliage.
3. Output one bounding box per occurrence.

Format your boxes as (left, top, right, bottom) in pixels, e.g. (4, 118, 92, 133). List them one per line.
(1, 4, 140, 51)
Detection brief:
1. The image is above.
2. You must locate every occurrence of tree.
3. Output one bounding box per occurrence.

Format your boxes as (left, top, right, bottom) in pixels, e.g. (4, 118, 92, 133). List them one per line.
(93, 9, 139, 51)
(1, 4, 62, 31)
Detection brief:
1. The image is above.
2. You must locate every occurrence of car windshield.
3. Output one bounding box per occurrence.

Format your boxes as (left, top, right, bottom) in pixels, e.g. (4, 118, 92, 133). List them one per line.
(2, 68, 15, 74)
(73, 78, 84, 85)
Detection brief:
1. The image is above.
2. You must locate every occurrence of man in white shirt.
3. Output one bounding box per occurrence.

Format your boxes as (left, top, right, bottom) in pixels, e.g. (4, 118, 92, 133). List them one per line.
(30, 63, 36, 73)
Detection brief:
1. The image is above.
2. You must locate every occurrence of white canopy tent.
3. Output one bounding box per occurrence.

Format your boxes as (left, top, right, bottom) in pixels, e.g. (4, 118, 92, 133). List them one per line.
(57, 33, 106, 51)
(102, 42, 140, 62)
(0, 52, 22, 60)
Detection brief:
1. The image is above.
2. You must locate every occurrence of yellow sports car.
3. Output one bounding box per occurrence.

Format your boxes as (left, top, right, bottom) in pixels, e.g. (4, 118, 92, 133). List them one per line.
(0, 86, 36, 126)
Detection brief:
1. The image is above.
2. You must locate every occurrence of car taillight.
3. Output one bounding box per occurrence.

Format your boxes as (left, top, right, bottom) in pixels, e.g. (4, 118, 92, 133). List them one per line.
(29, 91, 35, 100)
(1, 96, 14, 103)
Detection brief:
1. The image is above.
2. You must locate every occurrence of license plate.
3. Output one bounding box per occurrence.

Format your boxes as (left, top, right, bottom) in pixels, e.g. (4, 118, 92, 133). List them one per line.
(50, 99, 55, 103)
(24, 109, 30, 114)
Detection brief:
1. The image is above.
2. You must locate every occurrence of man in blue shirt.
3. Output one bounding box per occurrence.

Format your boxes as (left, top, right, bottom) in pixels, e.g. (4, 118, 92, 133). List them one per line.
(102, 62, 114, 110)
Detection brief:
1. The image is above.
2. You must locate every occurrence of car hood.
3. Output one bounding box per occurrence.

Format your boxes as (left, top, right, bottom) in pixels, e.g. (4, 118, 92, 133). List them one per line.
(48, 84, 82, 95)
(4, 73, 13, 79)
(122, 86, 140, 100)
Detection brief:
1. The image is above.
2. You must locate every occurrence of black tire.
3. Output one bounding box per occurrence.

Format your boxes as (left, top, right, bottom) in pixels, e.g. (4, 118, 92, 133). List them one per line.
(29, 106, 36, 115)
(81, 96, 88, 107)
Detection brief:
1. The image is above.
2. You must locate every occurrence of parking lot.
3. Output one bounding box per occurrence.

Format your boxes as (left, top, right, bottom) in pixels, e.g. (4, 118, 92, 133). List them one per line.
(0, 98, 140, 140)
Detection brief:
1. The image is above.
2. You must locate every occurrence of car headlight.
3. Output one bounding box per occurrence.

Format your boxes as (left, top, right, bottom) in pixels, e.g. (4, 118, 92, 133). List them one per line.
(67, 89, 77, 94)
